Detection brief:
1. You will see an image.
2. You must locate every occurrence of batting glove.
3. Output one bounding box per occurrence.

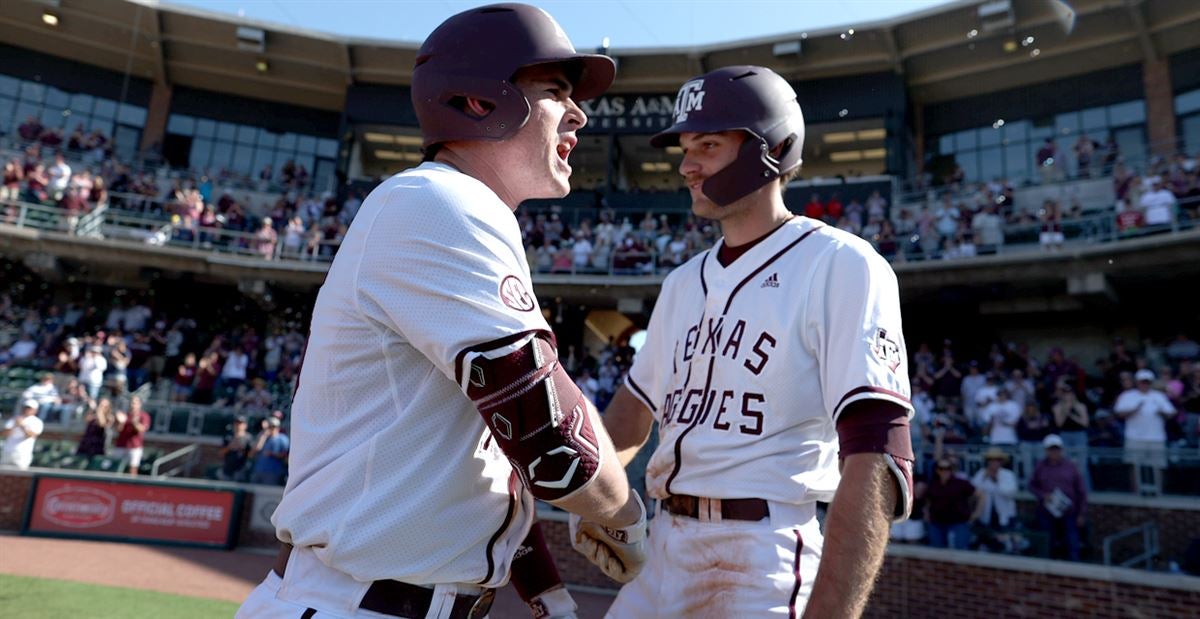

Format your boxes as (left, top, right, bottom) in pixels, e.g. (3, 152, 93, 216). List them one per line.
(527, 585, 578, 619)
(568, 492, 647, 584)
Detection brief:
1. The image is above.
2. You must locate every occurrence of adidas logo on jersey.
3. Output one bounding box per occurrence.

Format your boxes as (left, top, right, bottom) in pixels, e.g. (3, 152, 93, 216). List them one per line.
(760, 273, 780, 288)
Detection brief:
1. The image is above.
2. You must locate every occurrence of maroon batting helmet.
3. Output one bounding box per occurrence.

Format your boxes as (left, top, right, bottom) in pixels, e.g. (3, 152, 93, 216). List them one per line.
(412, 3, 616, 150)
(651, 66, 805, 206)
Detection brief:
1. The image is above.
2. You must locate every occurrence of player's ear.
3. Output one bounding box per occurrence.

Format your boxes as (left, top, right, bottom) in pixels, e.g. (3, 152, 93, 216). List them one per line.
(457, 96, 495, 119)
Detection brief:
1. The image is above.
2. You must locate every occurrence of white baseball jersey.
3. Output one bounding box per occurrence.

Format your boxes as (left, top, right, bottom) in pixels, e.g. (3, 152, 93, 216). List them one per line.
(626, 217, 912, 505)
(272, 161, 546, 587)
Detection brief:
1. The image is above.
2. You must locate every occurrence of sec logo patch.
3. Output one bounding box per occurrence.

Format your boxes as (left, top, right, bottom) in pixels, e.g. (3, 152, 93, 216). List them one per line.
(499, 275, 535, 312)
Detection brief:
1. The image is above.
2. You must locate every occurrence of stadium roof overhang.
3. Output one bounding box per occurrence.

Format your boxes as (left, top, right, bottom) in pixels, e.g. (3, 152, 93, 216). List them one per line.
(0, 0, 1197, 113)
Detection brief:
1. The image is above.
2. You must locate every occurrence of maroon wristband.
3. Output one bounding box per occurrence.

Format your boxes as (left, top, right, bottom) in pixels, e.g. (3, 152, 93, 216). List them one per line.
(509, 521, 564, 602)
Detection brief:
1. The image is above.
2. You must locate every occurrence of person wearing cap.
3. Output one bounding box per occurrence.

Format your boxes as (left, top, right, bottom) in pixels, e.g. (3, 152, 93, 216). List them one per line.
(21, 373, 62, 423)
(1029, 434, 1088, 560)
(1114, 368, 1175, 492)
(218, 415, 253, 482)
(77, 343, 107, 400)
(240, 5, 641, 616)
(1, 400, 44, 470)
(969, 448, 1018, 553)
(249, 416, 289, 486)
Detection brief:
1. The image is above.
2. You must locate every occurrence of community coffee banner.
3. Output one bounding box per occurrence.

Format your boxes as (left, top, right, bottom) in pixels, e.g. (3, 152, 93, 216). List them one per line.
(24, 476, 242, 548)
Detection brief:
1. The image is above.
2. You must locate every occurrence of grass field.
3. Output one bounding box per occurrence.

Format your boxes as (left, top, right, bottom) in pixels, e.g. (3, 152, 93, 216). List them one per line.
(0, 573, 239, 618)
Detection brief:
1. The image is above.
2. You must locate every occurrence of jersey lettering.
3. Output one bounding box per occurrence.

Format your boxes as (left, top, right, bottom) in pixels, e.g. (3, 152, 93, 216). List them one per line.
(740, 393, 765, 435)
(744, 332, 776, 375)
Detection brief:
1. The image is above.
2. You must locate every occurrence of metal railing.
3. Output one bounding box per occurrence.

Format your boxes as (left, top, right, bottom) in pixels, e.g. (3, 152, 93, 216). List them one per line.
(150, 443, 201, 478)
(1102, 522, 1159, 569)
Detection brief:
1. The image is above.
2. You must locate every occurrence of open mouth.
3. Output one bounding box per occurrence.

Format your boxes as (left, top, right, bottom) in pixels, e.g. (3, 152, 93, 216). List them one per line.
(557, 136, 577, 163)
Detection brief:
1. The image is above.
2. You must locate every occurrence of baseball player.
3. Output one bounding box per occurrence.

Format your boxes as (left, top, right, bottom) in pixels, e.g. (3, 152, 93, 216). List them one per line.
(578, 66, 915, 618)
(238, 5, 646, 618)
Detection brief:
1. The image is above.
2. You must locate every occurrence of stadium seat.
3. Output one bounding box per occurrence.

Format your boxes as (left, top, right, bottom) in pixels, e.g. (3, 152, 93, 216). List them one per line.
(55, 455, 89, 470)
(201, 412, 235, 437)
(138, 447, 164, 475)
(168, 408, 191, 434)
(87, 455, 127, 473)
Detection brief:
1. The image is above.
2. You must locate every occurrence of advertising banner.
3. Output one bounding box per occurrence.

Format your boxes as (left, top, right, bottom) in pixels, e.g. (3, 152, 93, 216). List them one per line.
(24, 476, 242, 549)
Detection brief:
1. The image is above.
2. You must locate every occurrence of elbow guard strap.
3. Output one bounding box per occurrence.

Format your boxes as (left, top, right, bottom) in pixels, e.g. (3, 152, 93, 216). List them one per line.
(460, 332, 600, 501)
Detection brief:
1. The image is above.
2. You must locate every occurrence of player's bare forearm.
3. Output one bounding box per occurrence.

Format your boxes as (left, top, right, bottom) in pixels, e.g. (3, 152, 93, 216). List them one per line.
(603, 386, 655, 467)
(803, 453, 895, 619)
(549, 398, 643, 529)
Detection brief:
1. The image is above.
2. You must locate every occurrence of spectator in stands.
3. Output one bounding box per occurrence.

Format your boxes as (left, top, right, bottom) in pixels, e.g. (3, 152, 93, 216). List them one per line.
(1115, 198, 1144, 235)
(1139, 178, 1176, 228)
(1, 157, 22, 202)
(924, 457, 978, 550)
(1115, 369, 1175, 493)
(1166, 332, 1200, 368)
(959, 360, 986, 427)
(107, 336, 131, 395)
(1029, 434, 1088, 561)
(1039, 199, 1065, 251)
(17, 116, 43, 142)
(5, 331, 38, 363)
(1005, 368, 1036, 410)
(218, 346, 249, 401)
(1073, 135, 1095, 179)
(76, 397, 114, 458)
(250, 416, 289, 485)
(825, 192, 844, 224)
(46, 152, 71, 202)
(1016, 400, 1052, 455)
(57, 378, 90, 426)
(218, 415, 253, 482)
(283, 215, 306, 258)
(237, 377, 274, 418)
(112, 395, 150, 476)
(254, 217, 278, 260)
(21, 373, 62, 423)
(1, 400, 44, 470)
(1036, 138, 1060, 184)
(191, 351, 220, 404)
(804, 193, 825, 220)
(969, 448, 1019, 553)
(971, 204, 1004, 254)
(78, 344, 107, 399)
(982, 388, 1021, 446)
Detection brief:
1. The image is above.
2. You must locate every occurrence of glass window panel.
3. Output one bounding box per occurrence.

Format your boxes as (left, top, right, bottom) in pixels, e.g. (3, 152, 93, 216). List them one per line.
(191, 138, 213, 170)
(257, 130, 278, 148)
(211, 141, 233, 170)
(1004, 143, 1029, 184)
(14, 102, 40, 128)
(19, 82, 45, 103)
(1182, 115, 1200, 158)
(278, 133, 297, 150)
(1055, 112, 1078, 137)
(955, 129, 977, 150)
(938, 134, 954, 154)
(297, 135, 316, 154)
(1108, 100, 1145, 126)
(1055, 136, 1075, 172)
(979, 146, 1003, 181)
(0, 98, 14, 133)
(956, 151, 979, 182)
(113, 125, 140, 163)
(274, 150, 294, 170)
(317, 138, 338, 158)
(237, 125, 258, 145)
(1175, 90, 1200, 116)
(69, 93, 94, 115)
(41, 106, 65, 129)
(196, 118, 216, 138)
(167, 114, 195, 135)
(979, 125, 1001, 147)
(1002, 120, 1029, 142)
(1081, 107, 1107, 131)
(92, 98, 116, 120)
(232, 144, 254, 174)
(293, 155, 314, 177)
(118, 104, 146, 126)
(1113, 127, 1145, 165)
(0, 75, 18, 97)
(253, 148, 276, 176)
(45, 88, 69, 109)
(216, 122, 237, 141)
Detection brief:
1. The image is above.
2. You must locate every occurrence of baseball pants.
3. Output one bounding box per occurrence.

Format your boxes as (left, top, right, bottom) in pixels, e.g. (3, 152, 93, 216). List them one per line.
(237, 544, 489, 619)
(606, 500, 822, 618)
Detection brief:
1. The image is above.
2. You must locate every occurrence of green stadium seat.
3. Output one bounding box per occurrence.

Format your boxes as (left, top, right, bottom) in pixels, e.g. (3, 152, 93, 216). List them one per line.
(201, 412, 235, 437)
(32, 451, 57, 468)
(137, 447, 165, 475)
(87, 455, 126, 473)
(55, 454, 89, 470)
(168, 408, 191, 434)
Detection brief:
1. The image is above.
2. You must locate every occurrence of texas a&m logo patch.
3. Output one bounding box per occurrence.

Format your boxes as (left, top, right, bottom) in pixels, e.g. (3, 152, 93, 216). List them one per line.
(871, 328, 902, 372)
(499, 275, 535, 312)
(673, 79, 705, 122)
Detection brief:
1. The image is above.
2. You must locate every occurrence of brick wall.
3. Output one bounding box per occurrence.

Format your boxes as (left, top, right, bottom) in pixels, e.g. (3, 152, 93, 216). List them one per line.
(0, 473, 33, 530)
(1143, 56, 1178, 155)
(869, 547, 1200, 619)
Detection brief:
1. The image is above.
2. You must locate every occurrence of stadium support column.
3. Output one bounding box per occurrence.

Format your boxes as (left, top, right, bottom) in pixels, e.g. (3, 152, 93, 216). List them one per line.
(1142, 57, 1177, 157)
(139, 81, 173, 158)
